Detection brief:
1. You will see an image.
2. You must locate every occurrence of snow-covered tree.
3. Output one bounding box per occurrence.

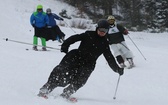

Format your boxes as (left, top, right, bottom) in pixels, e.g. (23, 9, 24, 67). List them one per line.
(144, 0, 168, 31)
(63, 0, 168, 31)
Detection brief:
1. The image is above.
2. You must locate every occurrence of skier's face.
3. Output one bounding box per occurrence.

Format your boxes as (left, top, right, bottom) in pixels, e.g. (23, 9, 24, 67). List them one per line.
(108, 19, 115, 25)
(97, 28, 108, 37)
(47, 11, 51, 14)
(37, 8, 43, 12)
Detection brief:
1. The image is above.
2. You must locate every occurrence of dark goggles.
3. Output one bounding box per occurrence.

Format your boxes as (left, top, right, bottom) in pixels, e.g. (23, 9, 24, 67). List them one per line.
(47, 11, 51, 14)
(37, 8, 42, 11)
(98, 28, 108, 33)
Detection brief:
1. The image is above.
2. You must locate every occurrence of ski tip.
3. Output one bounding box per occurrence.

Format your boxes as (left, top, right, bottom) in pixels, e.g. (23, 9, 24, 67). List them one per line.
(37, 94, 48, 99)
(69, 97, 78, 103)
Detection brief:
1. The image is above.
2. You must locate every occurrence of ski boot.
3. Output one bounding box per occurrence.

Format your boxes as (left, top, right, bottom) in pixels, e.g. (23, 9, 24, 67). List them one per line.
(33, 46, 38, 51)
(60, 84, 76, 99)
(37, 83, 52, 99)
(37, 88, 49, 99)
(127, 58, 135, 69)
(60, 90, 73, 99)
(60, 90, 77, 102)
(42, 47, 47, 51)
(119, 63, 126, 68)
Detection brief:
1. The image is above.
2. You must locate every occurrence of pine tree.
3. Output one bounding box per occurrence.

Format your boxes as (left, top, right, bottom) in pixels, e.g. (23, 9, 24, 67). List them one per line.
(144, 0, 168, 31)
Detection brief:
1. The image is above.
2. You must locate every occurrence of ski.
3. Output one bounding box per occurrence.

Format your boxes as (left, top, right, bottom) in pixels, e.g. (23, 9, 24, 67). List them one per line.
(37, 93, 48, 99)
(59, 95, 78, 103)
(67, 97, 78, 103)
(25, 48, 50, 51)
(37, 93, 77, 103)
(39, 95, 48, 99)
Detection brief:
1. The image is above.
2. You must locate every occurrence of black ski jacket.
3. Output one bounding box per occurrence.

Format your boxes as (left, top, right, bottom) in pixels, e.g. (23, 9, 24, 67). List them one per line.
(61, 30, 120, 72)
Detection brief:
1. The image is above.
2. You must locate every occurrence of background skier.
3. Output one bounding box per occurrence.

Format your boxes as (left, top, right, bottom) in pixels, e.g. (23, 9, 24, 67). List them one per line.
(30, 5, 49, 51)
(45, 8, 65, 43)
(107, 15, 134, 68)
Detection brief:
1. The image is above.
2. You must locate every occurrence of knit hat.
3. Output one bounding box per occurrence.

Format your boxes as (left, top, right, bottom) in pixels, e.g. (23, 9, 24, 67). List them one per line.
(37, 5, 43, 9)
(97, 19, 109, 29)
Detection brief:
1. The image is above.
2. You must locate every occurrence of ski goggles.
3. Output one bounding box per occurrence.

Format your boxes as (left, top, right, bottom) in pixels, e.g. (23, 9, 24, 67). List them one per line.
(37, 8, 43, 11)
(46, 10, 51, 14)
(98, 28, 108, 33)
(47, 11, 51, 14)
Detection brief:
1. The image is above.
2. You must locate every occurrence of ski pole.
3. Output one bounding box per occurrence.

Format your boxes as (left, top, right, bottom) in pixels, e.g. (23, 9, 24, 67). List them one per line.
(127, 35, 147, 60)
(3, 38, 60, 50)
(63, 21, 76, 33)
(113, 75, 121, 100)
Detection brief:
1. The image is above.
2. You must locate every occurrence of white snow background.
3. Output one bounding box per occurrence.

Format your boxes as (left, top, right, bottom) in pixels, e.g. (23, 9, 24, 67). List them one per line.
(0, 0, 168, 105)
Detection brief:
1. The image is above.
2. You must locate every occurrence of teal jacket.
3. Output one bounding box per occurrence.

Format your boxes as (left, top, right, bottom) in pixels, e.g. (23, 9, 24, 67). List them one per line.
(30, 11, 49, 28)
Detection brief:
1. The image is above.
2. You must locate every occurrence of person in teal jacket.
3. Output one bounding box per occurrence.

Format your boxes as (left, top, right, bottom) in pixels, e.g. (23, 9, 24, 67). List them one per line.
(30, 5, 49, 51)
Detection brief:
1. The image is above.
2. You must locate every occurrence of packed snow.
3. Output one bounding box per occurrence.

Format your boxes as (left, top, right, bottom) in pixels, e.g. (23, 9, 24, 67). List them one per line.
(0, 0, 168, 105)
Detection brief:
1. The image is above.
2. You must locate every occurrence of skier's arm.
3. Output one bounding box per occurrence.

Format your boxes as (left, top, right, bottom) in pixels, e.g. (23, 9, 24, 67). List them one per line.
(30, 14, 35, 26)
(103, 46, 124, 75)
(53, 13, 64, 21)
(45, 15, 49, 26)
(117, 24, 128, 35)
(61, 33, 85, 53)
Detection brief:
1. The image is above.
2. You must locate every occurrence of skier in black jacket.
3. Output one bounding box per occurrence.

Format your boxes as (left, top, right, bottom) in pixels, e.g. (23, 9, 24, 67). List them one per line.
(37, 19, 124, 99)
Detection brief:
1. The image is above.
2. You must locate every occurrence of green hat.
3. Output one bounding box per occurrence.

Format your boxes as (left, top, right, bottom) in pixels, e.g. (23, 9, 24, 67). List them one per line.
(37, 5, 43, 9)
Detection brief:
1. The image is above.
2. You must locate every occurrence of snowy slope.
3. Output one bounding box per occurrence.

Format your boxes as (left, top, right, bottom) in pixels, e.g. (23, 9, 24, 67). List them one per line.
(1, 0, 168, 105)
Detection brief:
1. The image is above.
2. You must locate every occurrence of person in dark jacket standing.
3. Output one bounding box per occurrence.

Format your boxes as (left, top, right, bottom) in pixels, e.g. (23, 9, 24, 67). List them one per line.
(30, 5, 49, 51)
(45, 8, 65, 43)
(37, 19, 124, 99)
(107, 15, 134, 69)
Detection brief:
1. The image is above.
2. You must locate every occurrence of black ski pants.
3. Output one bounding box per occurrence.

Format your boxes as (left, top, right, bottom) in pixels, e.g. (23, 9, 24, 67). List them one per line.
(34, 27, 47, 38)
(45, 25, 65, 41)
(43, 50, 95, 94)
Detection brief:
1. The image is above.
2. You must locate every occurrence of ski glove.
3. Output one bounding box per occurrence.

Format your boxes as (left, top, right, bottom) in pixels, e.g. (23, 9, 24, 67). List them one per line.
(60, 18, 64, 21)
(32, 24, 35, 28)
(45, 24, 48, 28)
(116, 67, 124, 75)
(61, 45, 68, 53)
(123, 30, 128, 35)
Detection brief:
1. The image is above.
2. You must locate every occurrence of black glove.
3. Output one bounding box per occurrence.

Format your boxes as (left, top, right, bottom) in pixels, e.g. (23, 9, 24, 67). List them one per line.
(123, 30, 128, 35)
(61, 45, 68, 53)
(117, 67, 124, 75)
(114, 67, 124, 75)
(60, 18, 64, 21)
(32, 24, 35, 28)
(45, 24, 48, 28)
